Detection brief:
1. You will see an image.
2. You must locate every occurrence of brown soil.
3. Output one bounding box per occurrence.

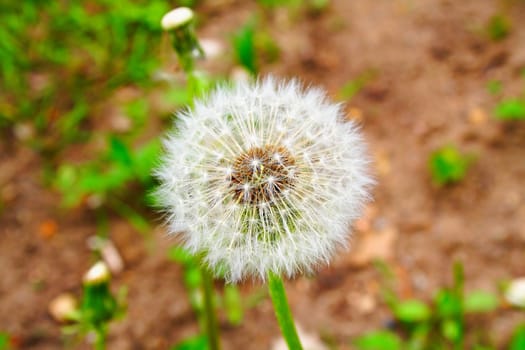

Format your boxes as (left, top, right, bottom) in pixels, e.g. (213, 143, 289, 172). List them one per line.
(1, 0, 524, 349)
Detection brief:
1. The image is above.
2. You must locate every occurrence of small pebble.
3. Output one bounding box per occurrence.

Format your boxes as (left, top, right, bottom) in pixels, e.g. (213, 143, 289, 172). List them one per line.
(48, 293, 77, 322)
(505, 277, 525, 307)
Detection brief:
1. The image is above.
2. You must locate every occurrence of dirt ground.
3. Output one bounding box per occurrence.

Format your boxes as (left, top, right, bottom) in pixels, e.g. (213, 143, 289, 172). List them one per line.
(1, 0, 524, 349)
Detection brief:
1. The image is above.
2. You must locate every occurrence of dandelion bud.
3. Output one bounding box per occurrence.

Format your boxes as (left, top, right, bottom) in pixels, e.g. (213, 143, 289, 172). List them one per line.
(161, 7, 204, 72)
(83, 261, 111, 286)
(81, 261, 117, 326)
(156, 77, 373, 282)
(161, 7, 194, 31)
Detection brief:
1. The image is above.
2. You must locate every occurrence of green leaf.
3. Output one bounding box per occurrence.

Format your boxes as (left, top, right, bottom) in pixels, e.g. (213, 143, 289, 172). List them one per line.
(406, 324, 430, 350)
(435, 289, 462, 318)
(224, 284, 244, 325)
(124, 99, 148, 127)
(338, 70, 377, 101)
(428, 145, 472, 185)
(354, 330, 402, 350)
(441, 319, 462, 342)
(494, 99, 525, 120)
(171, 334, 209, 350)
(58, 102, 89, 139)
(233, 20, 257, 75)
(509, 325, 525, 350)
(54, 164, 85, 207)
(133, 139, 161, 183)
(187, 72, 214, 98)
(168, 246, 195, 265)
(0, 332, 9, 350)
(184, 266, 202, 289)
(394, 300, 431, 323)
(164, 86, 192, 108)
(109, 137, 133, 167)
(464, 291, 499, 313)
(487, 14, 511, 41)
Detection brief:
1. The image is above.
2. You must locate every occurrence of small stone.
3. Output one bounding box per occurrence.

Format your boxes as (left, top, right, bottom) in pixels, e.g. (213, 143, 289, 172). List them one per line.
(86, 236, 124, 274)
(347, 293, 376, 314)
(505, 277, 525, 307)
(49, 293, 77, 322)
(13, 123, 35, 141)
(468, 107, 487, 125)
(200, 38, 224, 59)
(110, 114, 132, 133)
(86, 194, 104, 209)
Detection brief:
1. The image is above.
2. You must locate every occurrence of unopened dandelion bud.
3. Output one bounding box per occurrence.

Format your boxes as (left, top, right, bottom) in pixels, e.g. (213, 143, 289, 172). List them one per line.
(161, 7, 204, 72)
(156, 77, 373, 282)
(83, 261, 111, 286)
(81, 261, 117, 326)
(161, 7, 193, 30)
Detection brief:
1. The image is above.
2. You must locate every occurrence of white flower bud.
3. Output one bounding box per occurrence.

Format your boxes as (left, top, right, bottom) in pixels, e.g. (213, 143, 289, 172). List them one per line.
(83, 261, 111, 285)
(161, 7, 194, 31)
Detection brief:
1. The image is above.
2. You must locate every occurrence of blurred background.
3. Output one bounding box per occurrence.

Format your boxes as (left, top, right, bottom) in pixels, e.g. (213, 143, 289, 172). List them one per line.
(1, 0, 524, 349)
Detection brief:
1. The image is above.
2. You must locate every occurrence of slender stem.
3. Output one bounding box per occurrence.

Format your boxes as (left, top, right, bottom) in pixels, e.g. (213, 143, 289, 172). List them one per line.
(94, 327, 106, 350)
(267, 272, 303, 350)
(172, 30, 219, 350)
(201, 268, 220, 350)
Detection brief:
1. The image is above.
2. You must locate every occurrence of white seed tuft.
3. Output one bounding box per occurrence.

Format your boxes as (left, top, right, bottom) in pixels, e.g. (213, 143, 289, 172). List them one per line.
(155, 77, 374, 282)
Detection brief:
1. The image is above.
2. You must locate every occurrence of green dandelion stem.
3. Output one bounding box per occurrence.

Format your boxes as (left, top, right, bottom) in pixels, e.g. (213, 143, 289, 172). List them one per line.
(268, 272, 303, 350)
(94, 326, 106, 350)
(202, 268, 220, 350)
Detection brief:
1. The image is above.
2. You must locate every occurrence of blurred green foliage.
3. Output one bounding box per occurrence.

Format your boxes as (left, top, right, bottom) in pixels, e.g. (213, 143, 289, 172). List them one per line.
(487, 14, 511, 41)
(171, 334, 209, 350)
(0, 0, 172, 133)
(338, 70, 377, 101)
(0, 332, 9, 350)
(489, 75, 525, 121)
(257, 0, 330, 12)
(494, 99, 525, 120)
(232, 18, 280, 76)
(0, 0, 207, 217)
(486, 80, 502, 95)
(354, 331, 402, 350)
(168, 246, 245, 329)
(63, 266, 127, 349)
(233, 20, 258, 75)
(52, 137, 161, 208)
(510, 326, 525, 350)
(354, 263, 508, 350)
(428, 146, 473, 186)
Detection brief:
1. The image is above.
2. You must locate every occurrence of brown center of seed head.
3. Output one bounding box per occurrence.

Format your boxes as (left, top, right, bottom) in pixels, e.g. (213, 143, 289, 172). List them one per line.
(229, 145, 296, 205)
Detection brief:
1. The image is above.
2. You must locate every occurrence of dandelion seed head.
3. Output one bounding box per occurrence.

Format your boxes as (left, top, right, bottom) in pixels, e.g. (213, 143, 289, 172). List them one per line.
(155, 77, 373, 282)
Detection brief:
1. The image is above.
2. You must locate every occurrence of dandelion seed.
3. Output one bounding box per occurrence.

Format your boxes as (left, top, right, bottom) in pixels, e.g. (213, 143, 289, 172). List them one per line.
(156, 77, 373, 282)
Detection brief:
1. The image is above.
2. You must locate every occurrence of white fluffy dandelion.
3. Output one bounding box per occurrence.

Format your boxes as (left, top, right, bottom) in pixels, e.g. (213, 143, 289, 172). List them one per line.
(156, 77, 373, 282)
